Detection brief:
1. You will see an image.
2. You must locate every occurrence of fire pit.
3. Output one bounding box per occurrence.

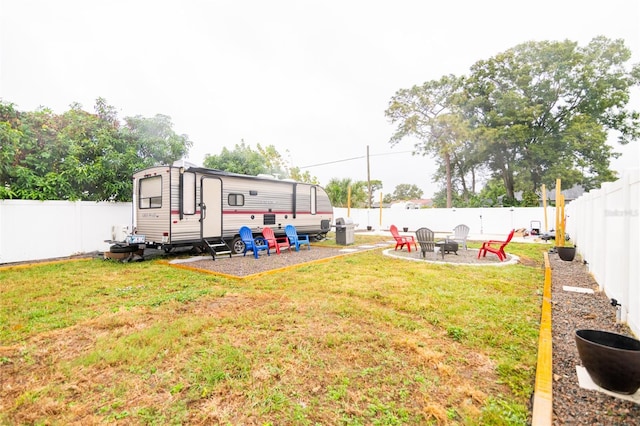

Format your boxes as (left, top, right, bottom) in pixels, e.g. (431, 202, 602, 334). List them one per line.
(435, 240, 458, 260)
(575, 329, 640, 394)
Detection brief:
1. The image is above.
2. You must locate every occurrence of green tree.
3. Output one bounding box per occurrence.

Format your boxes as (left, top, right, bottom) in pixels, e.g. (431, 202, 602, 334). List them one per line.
(0, 102, 29, 198)
(0, 99, 192, 201)
(386, 36, 639, 205)
(431, 187, 467, 208)
(256, 144, 288, 178)
(465, 36, 639, 196)
(365, 179, 383, 208)
(7, 105, 77, 200)
(204, 142, 321, 184)
(386, 75, 477, 208)
(521, 190, 540, 207)
(432, 129, 486, 204)
(122, 113, 192, 166)
(289, 166, 319, 184)
(391, 183, 423, 201)
(325, 178, 367, 207)
(203, 141, 266, 175)
(475, 178, 508, 207)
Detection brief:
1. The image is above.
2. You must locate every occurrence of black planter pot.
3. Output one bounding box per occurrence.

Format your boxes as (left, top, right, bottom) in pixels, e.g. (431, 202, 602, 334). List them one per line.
(556, 246, 576, 261)
(403, 227, 409, 232)
(575, 329, 640, 394)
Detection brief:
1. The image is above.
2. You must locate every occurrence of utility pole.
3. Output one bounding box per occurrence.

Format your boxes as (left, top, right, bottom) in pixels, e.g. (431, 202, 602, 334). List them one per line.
(367, 145, 371, 209)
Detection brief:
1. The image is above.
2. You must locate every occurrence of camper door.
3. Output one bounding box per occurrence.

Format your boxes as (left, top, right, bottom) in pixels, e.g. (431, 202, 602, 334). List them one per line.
(201, 176, 223, 238)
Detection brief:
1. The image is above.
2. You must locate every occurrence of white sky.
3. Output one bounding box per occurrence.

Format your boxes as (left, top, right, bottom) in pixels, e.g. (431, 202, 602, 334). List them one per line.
(1, 0, 639, 198)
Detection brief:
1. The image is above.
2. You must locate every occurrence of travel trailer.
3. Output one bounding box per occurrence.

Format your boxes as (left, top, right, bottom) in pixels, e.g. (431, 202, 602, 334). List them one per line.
(132, 165, 333, 258)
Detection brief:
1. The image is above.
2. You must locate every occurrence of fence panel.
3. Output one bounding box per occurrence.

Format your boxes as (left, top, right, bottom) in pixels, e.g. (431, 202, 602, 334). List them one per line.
(0, 200, 131, 264)
(334, 206, 551, 237)
(566, 170, 639, 336)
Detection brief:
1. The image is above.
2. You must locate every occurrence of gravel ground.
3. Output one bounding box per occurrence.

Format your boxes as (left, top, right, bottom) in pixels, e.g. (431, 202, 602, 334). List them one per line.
(169, 241, 511, 276)
(382, 244, 516, 264)
(169, 244, 383, 276)
(168, 243, 640, 423)
(550, 252, 640, 425)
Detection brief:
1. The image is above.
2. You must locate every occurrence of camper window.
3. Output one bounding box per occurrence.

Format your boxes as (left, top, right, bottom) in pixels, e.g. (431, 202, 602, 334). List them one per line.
(139, 175, 162, 209)
(311, 186, 317, 215)
(228, 193, 244, 206)
(182, 172, 196, 215)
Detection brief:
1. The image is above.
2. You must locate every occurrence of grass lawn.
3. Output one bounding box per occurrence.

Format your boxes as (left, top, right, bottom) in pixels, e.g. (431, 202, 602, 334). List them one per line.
(0, 235, 547, 425)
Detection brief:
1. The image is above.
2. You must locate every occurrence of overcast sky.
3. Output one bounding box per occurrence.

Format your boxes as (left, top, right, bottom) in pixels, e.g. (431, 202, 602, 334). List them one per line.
(1, 0, 639, 198)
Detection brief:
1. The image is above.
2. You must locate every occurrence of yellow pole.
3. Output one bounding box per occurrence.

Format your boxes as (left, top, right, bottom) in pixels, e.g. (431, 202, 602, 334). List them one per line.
(542, 184, 548, 233)
(347, 185, 351, 217)
(555, 179, 564, 247)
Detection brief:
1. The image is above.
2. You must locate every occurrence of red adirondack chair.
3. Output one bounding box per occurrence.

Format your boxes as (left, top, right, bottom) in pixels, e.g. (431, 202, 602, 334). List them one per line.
(477, 229, 515, 261)
(390, 224, 417, 252)
(262, 226, 291, 254)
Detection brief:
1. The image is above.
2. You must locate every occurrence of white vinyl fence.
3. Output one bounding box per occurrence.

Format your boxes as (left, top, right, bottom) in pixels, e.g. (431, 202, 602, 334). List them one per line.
(566, 170, 640, 337)
(0, 200, 131, 264)
(1, 200, 552, 264)
(333, 205, 551, 237)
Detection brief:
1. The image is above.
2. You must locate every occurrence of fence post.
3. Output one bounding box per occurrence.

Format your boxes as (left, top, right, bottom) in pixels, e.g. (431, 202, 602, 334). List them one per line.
(621, 174, 631, 323)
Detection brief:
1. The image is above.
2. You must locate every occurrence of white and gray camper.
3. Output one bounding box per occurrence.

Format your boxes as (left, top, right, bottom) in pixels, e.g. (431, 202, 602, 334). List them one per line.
(132, 165, 333, 257)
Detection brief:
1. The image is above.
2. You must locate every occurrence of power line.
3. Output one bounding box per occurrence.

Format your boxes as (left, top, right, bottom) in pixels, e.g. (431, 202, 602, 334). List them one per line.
(299, 150, 415, 169)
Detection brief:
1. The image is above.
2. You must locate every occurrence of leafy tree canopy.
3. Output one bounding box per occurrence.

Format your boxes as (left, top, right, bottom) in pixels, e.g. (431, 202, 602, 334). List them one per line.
(203, 141, 267, 176)
(0, 98, 191, 201)
(364, 179, 383, 207)
(465, 36, 639, 195)
(390, 183, 423, 201)
(289, 167, 319, 185)
(324, 178, 367, 208)
(386, 36, 640, 205)
(203, 141, 320, 184)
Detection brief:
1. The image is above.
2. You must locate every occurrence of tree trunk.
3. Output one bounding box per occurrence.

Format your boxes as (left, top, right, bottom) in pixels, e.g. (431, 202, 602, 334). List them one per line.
(453, 155, 470, 202)
(471, 168, 476, 193)
(501, 165, 515, 200)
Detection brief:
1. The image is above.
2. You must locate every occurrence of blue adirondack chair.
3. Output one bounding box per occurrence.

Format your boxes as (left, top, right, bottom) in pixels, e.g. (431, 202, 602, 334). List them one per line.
(239, 226, 269, 259)
(284, 224, 311, 251)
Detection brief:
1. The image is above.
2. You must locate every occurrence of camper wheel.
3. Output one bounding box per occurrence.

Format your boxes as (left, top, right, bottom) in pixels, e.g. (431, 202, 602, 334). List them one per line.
(231, 236, 245, 255)
(110, 244, 138, 254)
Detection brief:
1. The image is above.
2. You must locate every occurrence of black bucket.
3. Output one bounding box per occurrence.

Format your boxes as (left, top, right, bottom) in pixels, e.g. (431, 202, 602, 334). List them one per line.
(575, 329, 640, 394)
(556, 246, 576, 261)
